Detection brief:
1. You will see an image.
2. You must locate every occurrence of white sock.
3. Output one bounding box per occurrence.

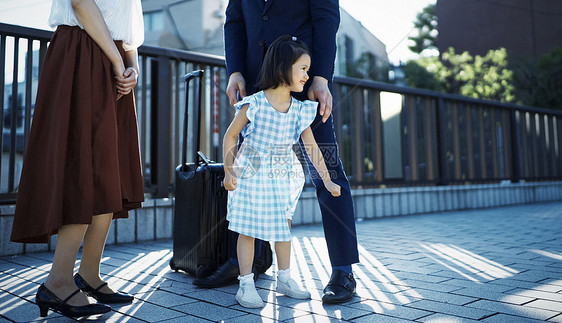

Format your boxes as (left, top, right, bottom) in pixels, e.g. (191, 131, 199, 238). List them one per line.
(238, 273, 254, 285)
(278, 268, 291, 284)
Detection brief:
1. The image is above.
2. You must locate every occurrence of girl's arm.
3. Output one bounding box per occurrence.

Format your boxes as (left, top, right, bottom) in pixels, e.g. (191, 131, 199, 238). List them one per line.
(222, 105, 250, 191)
(300, 127, 341, 197)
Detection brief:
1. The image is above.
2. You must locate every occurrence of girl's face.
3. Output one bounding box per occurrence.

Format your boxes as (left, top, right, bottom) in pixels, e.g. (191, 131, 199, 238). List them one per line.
(289, 54, 311, 92)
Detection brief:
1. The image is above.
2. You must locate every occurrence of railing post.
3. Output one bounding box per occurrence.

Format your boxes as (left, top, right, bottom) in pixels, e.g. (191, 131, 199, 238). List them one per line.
(8, 37, 19, 192)
(435, 96, 447, 185)
(371, 90, 383, 183)
(150, 56, 172, 197)
(0, 35, 6, 192)
(509, 109, 521, 182)
(406, 95, 418, 181)
(352, 89, 363, 183)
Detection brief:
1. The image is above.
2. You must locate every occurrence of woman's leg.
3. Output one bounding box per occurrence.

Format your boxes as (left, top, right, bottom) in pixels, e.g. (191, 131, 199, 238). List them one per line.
(44, 224, 90, 306)
(78, 213, 114, 293)
(237, 234, 255, 276)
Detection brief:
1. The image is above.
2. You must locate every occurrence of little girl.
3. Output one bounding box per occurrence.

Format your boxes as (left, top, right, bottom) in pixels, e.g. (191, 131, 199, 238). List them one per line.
(223, 35, 341, 308)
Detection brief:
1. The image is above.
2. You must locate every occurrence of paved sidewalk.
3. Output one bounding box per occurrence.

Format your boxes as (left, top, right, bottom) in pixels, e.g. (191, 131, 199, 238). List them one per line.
(1, 201, 562, 322)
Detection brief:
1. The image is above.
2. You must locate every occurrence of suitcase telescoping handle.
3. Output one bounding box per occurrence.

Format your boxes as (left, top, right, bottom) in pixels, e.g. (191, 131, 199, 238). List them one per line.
(182, 70, 205, 171)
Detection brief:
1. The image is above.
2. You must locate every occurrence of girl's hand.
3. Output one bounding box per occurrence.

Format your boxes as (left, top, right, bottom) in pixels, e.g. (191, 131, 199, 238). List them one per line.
(223, 173, 237, 191)
(324, 180, 341, 197)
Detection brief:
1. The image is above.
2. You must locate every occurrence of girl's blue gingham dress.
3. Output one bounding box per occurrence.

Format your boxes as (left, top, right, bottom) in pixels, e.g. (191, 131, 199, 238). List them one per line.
(227, 91, 317, 242)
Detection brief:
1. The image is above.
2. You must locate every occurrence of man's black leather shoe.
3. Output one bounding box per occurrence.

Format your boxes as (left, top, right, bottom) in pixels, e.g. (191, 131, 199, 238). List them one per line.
(193, 261, 240, 288)
(193, 261, 260, 288)
(322, 270, 356, 304)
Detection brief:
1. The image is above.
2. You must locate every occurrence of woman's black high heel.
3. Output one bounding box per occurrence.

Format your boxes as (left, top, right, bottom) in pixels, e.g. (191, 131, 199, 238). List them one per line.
(74, 273, 134, 304)
(36, 283, 111, 318)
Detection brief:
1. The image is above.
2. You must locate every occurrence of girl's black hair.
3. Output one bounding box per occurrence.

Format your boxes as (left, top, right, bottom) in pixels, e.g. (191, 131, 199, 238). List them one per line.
(256, 35, 310, 90)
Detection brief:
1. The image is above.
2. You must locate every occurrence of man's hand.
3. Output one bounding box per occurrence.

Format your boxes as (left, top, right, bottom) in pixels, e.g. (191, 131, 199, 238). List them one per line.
(226, 72, 247, 107)
(307, 76, 333, 123)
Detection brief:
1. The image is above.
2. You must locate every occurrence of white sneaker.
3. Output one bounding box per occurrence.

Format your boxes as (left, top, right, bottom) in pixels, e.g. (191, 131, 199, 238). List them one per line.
(236, 283, 264, 308)
(276, 278, 311, 299)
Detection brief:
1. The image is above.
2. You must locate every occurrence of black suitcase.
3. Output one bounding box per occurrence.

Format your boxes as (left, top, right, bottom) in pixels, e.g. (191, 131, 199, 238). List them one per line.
(169, 70, 230, 278)
(169, 70, 272, 278)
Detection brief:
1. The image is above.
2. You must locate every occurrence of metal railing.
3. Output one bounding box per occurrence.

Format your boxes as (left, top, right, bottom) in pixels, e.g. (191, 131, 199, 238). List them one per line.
(334, 78, 562, 186)
(1, 23, 561, 203)
(0, 23, 233, 200)
(134, 43, 231, 198)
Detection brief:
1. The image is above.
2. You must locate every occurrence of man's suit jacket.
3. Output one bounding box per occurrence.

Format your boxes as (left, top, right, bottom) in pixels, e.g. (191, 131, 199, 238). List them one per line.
(224, 0, 340, 94)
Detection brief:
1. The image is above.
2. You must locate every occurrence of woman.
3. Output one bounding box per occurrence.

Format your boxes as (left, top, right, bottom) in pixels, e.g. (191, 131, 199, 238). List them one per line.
(10, 0, 145, 318)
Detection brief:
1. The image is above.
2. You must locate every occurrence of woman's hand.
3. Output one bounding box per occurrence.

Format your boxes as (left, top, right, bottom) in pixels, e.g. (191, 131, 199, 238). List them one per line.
(115, 67, 138, 100)
(223, 173, 237, 191)
(324, 180, 341, 197)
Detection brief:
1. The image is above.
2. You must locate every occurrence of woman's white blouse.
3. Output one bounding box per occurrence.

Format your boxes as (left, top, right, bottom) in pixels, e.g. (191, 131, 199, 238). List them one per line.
(48, 0, 144, 50)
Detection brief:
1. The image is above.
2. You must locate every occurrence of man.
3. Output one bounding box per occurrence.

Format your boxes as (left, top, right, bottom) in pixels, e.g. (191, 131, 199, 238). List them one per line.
(193, 0, 359, 304)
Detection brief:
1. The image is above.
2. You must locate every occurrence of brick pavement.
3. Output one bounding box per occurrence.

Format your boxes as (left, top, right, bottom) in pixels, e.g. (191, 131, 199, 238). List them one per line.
(1, 201, 561, 322)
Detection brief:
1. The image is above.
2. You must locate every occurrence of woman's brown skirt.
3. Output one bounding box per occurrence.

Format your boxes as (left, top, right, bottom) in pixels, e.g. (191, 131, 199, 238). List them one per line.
(10, 26, 144, 243)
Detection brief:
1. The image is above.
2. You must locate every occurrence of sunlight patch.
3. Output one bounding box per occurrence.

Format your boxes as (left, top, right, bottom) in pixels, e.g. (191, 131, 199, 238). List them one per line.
(419, 242, 518, 282)
(530, 249, 562, 261)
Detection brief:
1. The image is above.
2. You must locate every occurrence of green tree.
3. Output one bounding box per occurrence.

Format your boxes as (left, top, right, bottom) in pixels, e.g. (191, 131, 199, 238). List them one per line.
(404, 4, 561, 110)
(448, 48, 515, 102)
(408, 3, 438, 55)
(512, 46, 562, 109)
(436, 48, 474, 95)
(405, 47, 516, 103)
(403, 57, 442, 91)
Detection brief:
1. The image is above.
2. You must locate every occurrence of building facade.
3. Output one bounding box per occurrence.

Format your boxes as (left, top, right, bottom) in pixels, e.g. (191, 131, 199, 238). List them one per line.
(336, 8, 388, 81)
(436, 0, 562, 59)
(142, 0, 227, 55)
(141, 0, 388, 79)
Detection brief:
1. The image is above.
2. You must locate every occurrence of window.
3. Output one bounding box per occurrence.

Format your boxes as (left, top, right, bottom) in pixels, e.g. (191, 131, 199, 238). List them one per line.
(345, 35, 354, 66)
(144, 11, 164, 32)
